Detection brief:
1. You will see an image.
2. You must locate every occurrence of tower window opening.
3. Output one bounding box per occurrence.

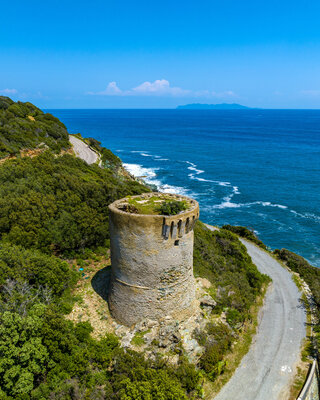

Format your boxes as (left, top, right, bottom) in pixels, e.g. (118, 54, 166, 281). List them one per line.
(174, 240, 180, 246)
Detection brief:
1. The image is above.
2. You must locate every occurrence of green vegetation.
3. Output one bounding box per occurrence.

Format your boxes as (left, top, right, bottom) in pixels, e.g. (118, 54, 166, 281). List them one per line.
(126, 195, 188, 215)
(0, 100, 203, 399)
(0, 99, 272, 399)
(222, 225, 267, 250)
(157, 199, 188, 215)
(0, 152, 148, 256)
(0, 96, 70, 158)
(193, 222, 270, 380)
(131, 330, 150, 346)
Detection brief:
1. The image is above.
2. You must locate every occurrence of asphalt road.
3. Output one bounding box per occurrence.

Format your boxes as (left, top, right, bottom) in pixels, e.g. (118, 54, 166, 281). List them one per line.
(206, 227, 306, 400)
(69, 135, 99, 165)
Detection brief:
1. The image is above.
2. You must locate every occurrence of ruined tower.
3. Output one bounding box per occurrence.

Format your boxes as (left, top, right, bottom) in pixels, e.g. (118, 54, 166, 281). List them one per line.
(108, 192, 199, 326)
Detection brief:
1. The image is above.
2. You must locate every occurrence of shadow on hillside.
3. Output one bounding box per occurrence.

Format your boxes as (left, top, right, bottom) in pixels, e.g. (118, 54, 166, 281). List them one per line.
(91, 266, 111, 302)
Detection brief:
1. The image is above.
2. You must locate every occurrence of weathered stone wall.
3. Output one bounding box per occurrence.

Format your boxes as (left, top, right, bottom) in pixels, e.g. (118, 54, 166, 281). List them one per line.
(297, 360, 320, 400)
(108, 193, 199, 326)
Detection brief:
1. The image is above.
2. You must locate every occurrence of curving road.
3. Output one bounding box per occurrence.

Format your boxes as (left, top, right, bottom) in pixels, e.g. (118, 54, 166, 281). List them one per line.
(206, 226, 306, 400)
(69, 135, 99, 165)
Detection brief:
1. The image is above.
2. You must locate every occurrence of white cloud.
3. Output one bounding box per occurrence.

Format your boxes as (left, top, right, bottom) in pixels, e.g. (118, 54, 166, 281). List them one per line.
(87, 79, 189, 97)
(0, 88, 18, 95)
(87, 81, 122, 96)
(87, 80, 237, 99)
(131, 79, 189, 96)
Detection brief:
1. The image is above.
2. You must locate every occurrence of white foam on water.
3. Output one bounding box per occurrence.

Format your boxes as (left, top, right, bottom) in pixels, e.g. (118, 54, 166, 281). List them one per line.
(257, 201, 288, 209)
(160, 184, 190, 196)
(123, 163, 190, 196)
(217, 181, 231, 186)
(290, 210, 320, 223)
(233, 186, 240, 195)
(193, 177, 215, 182)
(123, 163, 159, 185)
(213, 200, 289, 211)
(185, 161, 215, 182)
(130, 150, 169, 161)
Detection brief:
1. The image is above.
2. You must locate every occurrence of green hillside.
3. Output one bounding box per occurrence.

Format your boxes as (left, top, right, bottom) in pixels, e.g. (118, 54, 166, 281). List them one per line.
(0, 98, 270, 399)
(0, 96, 70, 158)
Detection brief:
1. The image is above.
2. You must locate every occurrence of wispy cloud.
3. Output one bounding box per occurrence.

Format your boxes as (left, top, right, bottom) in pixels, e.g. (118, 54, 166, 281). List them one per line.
(87, 79, 236, 98)
(0, 88, 18, 95)
(194, 89, 238, 98)
(301, 90, 320, 97)
(131, 79, 190, 96)
(88, 79, 189, 97)
(87, 81, 122, 96)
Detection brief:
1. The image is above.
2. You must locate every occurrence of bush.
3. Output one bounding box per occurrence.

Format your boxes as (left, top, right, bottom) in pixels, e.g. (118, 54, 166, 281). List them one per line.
(0, 97, 70, 158)
(0, 152, 149, 255)
(0, 242, 77, 295)
(222, 225, 267, 250)
(194, 222, 270, 316)
(157, 200, 188, 215)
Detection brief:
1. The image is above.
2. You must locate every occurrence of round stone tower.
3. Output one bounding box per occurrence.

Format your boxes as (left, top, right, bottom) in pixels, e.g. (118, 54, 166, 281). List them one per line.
(108, 192, 199, 326)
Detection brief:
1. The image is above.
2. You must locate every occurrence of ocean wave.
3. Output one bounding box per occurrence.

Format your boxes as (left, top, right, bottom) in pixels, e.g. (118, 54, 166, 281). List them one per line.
(290, 210, 320, 223)
(123, 163, 159, 184)
(213, 200, 288, 210)
(123, 163, 189, 196)
(160, 184, 190, 196)
(130, 150, 169, 161)
(185, 161, 215, 182)
(233, 186, 240, 195)
(257, 201, 288, 209)
(217, 181, 231, 186)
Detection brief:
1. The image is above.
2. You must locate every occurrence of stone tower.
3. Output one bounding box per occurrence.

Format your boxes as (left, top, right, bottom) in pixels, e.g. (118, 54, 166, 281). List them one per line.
(108, 192, 199, 326)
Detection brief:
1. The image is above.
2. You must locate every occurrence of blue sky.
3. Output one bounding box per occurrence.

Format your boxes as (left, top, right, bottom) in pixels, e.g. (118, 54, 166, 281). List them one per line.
(1, 0, 320, 108)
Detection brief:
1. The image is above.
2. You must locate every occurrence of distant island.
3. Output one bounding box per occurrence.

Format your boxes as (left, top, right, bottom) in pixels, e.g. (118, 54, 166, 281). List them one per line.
(177, 103, 251, 110)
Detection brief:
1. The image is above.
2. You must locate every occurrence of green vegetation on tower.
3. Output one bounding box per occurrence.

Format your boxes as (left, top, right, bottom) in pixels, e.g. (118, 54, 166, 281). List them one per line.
(126, 195, 188, 215)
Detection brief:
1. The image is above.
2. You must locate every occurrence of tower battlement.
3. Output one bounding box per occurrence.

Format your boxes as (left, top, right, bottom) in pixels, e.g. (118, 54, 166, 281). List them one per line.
(108, 192, 199, 326)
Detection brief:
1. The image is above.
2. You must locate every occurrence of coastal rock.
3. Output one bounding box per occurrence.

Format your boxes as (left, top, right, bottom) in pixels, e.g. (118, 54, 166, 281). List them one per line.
(200, 295, 217, 308)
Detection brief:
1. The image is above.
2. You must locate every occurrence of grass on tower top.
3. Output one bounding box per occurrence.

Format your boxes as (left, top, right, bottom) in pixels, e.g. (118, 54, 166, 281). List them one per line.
(126, 195, 189, 215)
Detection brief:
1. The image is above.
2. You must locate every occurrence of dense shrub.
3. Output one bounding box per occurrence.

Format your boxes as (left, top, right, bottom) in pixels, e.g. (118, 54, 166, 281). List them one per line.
(0, 242, 77, 295)
(157, 200, 188, 215)
(194, 222, 270, 316)
(222, 225, 267, 250)
(0, 152, 148, 255)
(0, 96, 70, 158)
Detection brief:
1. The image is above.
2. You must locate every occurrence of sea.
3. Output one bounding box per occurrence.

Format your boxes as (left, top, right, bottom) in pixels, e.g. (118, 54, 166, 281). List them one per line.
(48, 109, 320, 267)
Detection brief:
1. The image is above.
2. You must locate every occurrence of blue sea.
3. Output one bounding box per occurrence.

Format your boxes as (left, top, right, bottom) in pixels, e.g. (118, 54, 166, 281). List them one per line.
(49, 109, 320, 267)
